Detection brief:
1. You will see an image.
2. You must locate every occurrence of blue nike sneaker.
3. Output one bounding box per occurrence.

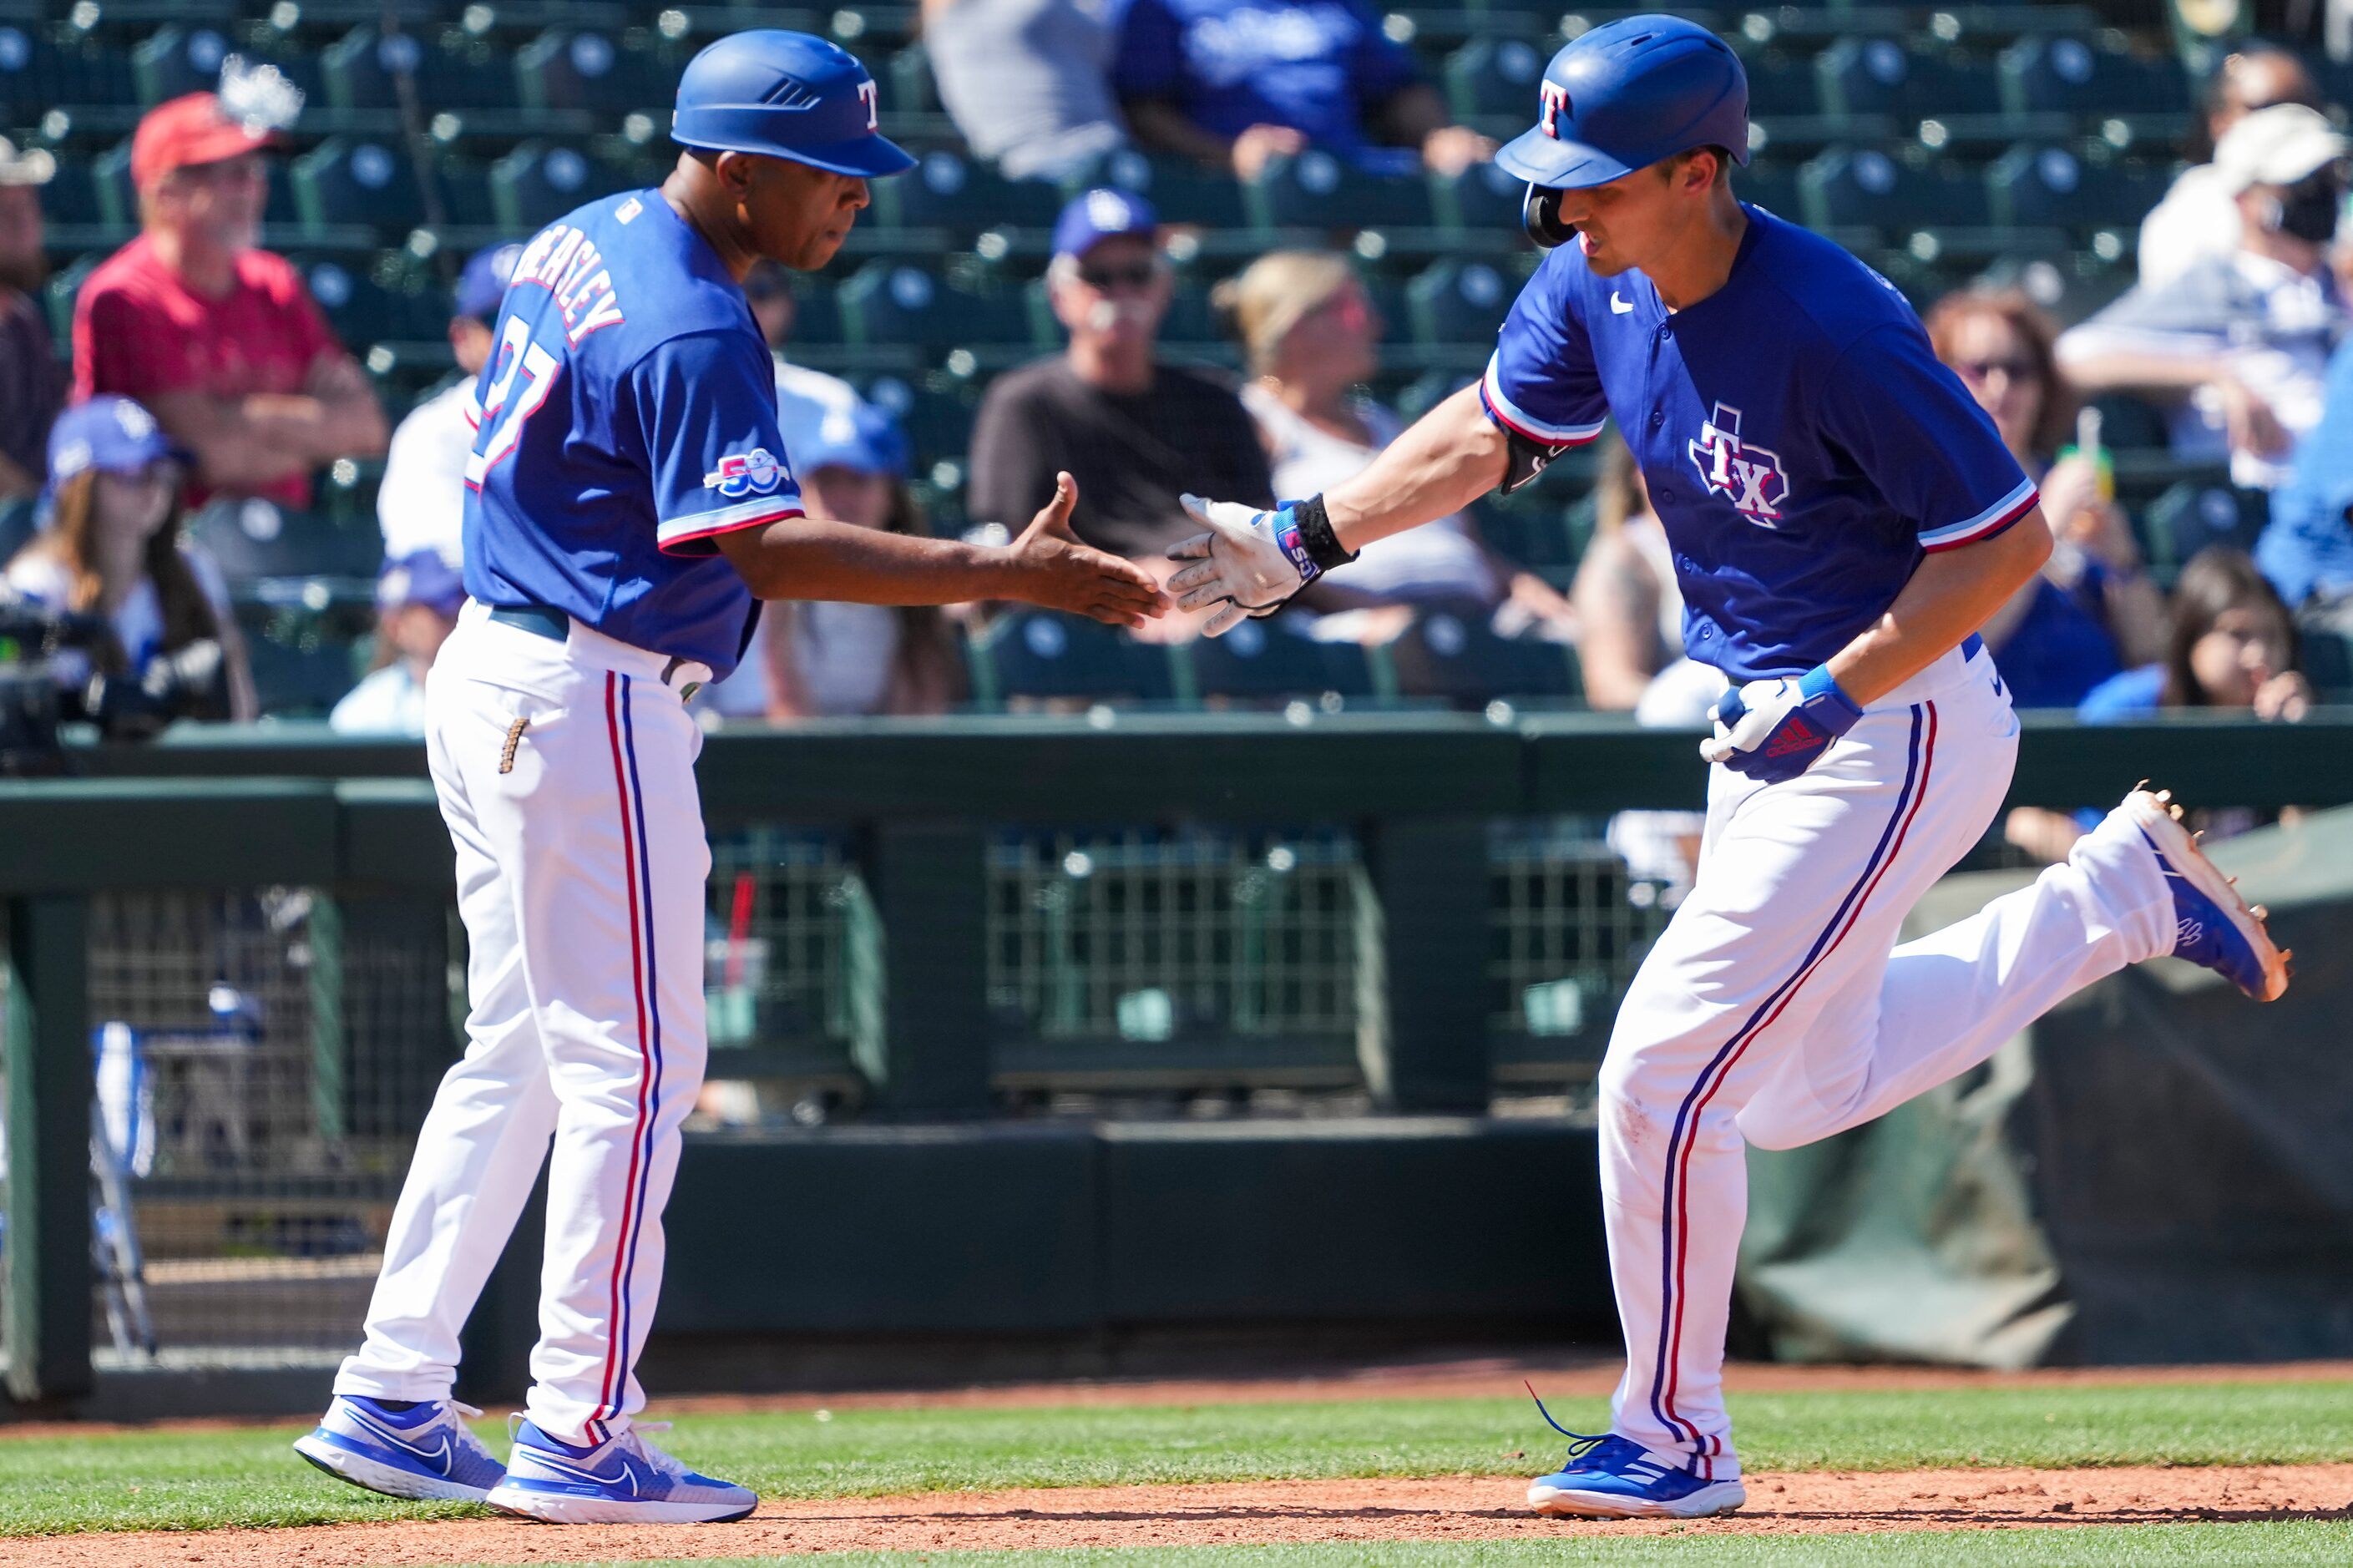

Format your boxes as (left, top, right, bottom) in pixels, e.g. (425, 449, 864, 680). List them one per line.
(485, 1419, 757, 1524)
(2127, 786, 2290, 1002)
(1526, 1431, 1748, 1520)
(292, 1395, 506, 1503)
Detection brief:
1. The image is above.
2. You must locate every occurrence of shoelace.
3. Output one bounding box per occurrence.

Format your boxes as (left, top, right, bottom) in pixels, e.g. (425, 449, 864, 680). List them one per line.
(1524, 1380, 1606, 1466)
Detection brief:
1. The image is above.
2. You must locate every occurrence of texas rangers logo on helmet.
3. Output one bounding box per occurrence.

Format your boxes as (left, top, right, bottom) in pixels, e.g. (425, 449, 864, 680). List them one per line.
(1688, 402, 1788, 526)
(1539, 79, 1569, 138)
(704, 447, 787, 498)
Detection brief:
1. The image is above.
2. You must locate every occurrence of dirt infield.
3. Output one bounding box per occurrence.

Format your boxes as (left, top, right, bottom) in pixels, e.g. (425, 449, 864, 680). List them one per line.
(9, 1465, 2350, 1565)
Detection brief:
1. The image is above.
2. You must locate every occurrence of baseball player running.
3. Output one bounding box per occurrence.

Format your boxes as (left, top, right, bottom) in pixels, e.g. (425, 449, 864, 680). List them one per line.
(294, 33, 1162, 1523)
(1171, 15, 2290, 1521)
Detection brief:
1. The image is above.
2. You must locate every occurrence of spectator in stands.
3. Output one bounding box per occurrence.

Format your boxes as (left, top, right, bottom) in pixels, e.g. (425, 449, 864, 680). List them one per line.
(374, 243, 519, 569)
(1571, 437, 1682, 711)
(752, 396, 963, 717)
(1221, 250, 1571, 629)
(969, 190, 1272, 564)
(1926, 288, 2167, 707)
(2256, 328, 2353, 618)
(924, 0, 1130, 181)
(0, 135, 62, 506)
(2077, 546, 2310, 722)
(328, 549, 464, 735)
(2140, 43, 2321, 292)
(2058, 104, 2345, 493)
(4, 396, 255, 723)
(1113, 0, 1493, 178)
(72, 92, 387, 511)
(2006, 547, 2308, 862)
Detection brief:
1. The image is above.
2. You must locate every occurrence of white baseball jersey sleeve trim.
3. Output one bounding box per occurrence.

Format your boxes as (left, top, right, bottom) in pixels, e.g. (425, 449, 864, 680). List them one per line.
(1916, 476, 2038, 553)
(656, 495, 807, 554)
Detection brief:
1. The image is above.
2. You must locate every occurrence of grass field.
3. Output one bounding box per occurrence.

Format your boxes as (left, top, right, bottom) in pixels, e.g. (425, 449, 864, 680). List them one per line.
(2, 1378, 2347, 1564)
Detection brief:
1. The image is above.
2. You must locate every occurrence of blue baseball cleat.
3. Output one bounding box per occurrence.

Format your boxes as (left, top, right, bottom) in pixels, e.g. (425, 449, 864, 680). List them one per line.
(1526, 1431, 1748, 1519)
(485, 1419, 757, 1524)
(2128, 786, 2290, 1002)
(292, 1395, 506, 1503)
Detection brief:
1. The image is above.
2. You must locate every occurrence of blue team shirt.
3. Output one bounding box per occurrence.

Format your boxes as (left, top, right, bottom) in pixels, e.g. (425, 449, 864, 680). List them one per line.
(1111, 0, 1419, 158)
(1482, 205, 2038, 680)
(461, 190, 804, 678)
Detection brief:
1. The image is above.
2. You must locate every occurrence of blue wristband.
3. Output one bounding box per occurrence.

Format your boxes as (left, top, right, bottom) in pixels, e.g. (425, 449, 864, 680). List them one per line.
(1796, 665, 1865, 734)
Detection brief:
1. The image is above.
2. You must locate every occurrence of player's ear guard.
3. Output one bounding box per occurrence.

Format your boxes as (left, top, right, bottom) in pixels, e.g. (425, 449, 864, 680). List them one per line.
(1521, 184, 1576, 249)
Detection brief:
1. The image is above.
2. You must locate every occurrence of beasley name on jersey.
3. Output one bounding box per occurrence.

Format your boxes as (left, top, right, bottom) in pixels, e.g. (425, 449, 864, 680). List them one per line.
(1480, 205, 2037, 681)
(459, 190, 803, 679)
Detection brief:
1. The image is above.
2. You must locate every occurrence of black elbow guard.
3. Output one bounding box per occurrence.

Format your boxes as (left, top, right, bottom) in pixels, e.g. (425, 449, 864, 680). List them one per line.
(1499, 427, 1566, 496)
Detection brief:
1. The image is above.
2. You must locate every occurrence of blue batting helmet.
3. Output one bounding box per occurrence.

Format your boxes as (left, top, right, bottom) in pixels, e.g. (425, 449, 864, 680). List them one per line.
(1494, 15, 1748, 192)
(671, 31, 915, 180)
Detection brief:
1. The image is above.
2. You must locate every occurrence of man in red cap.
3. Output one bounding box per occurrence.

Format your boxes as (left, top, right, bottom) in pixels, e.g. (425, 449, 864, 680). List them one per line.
(71, 92, 386, 508)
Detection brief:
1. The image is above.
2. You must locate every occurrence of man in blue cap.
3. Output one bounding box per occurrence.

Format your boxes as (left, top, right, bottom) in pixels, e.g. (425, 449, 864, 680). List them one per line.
(1165, 13, 2289, 1519)
(969, 187, 1272, 564)
(327, 549, 468, 734)
(376, 243, 524, 568)
(295, 33, 1162, 1524)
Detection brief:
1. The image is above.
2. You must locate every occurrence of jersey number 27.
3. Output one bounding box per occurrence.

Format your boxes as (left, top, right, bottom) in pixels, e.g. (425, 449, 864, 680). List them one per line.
(465, 315, 561, 486)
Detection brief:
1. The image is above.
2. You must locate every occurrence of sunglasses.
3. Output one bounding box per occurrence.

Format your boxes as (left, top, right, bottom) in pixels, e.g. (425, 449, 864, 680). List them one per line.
(1077, 260, 1160, 291)
(1956, 357, 2039, 383)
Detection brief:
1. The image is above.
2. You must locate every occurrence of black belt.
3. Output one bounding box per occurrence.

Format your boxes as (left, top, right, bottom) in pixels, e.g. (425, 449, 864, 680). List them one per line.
(488, 604, 569, 641)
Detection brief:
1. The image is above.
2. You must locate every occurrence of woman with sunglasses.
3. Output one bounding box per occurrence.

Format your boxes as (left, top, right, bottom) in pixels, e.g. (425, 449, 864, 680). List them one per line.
(3, 395, 255, 726)
(1925, 288, 2168, 709)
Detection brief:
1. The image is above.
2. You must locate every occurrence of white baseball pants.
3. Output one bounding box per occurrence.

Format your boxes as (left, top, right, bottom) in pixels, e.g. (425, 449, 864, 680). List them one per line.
(334, 603, 713, 1445)
(1599, 643, 2174, 1475)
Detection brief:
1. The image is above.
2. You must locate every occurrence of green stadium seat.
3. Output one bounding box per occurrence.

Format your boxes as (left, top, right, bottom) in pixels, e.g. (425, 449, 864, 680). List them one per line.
(858, 373, 977, 468)
(1740, 48, 1821, 119)
(490, 144, 653, 232)
(2084, 392, 2168, 453)
(1182, 616, 1374, 703)
(1244, 151, 1433, 232)
(1405, 258, 1512, 350)
(2305, 625, 2353, 701)
(237, 604, 367, 718)
(880, 149, 1063, 234)
(292, 139, 426, 236)
(134, 26, 321, 109)
(433, 155, 501, 230)
(1431, 159, 1528, 233)
(192, 503, 382, 584)
(0, 23, 53, 126)
(1999, 36, 2189, 120)
(22, 35, 139, 132)
(43, 256, 102, 350)
(838, 260, 1025, 349)
(1473, 493, 1577, 570)
(323, 25, 514, 112)
(1798, 147, 1991, 243)
(2144, 480, 2269, 573)
(516, 28, 686, 114)
(780, 275, 841, 344)
(1816, 38, 1997, 121)
(887, 40, 939, 114)
(1388, 609, 1578, 706)
(1443, 38, 1546, 121)
(968, 610, 1172, 706)
(42, 162, 106, 227)
(1071, 149, 1248, 231)
(1985, 143, 2171, 239)
(290, 252, 450, 347)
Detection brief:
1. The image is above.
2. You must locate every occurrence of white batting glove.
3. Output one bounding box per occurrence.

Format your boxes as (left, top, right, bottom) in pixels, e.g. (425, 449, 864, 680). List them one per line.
(1166, 495, 1318, 637)
(1697, 666, 1864, 784)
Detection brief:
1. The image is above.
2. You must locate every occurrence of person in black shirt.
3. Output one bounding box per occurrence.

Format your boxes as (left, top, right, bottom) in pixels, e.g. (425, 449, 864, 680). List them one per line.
(0, 135, 62, 511)
(969, 190, 1273, 565)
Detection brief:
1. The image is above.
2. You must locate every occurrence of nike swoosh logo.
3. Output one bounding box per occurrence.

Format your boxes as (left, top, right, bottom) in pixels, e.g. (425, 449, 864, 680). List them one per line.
(348, 1410, 455, 1474)
(527, 1449, 646, 1495)
(1610, 291, 1634, 314)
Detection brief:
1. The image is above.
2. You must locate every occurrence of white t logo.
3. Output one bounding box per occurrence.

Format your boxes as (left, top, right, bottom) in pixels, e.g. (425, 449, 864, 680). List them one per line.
(858, 78, 878, 132)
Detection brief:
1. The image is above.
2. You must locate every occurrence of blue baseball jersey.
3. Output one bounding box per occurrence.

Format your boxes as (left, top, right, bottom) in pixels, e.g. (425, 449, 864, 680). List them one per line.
(460, 190, 803, 678)
(1480, 205, 2037, 681)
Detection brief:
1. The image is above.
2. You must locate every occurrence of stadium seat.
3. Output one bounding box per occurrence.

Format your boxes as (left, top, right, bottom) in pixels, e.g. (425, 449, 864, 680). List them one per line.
(2083, 392, 2168, 453)
(1999, 36, 2189, 120)
(1388, 609, 1578, 705)
(967, 610, 1173, 706)
(887, 41, 939, 114)
(322, 25, 514, 112)
(1405, 259, 1512, 350)
(1740, 48, 1821, 119)
(290, 253, 451, 347)
(0, 24, 53, 127)
(516, 29, 686, 114)
(191, 502, 383, 583)
(2305, 625, 2353, 701)
(1816, 38, 1999, 121)
(1443, 37, 1546, 121)
(43, 256, 102, 349)
(1430, 159, 1528, 234)
(858, 374, 978, 468)
(236, 604, 366, 717)
(1473, 493, 1578, 569)
(837, 260, 1025, 349)
(1798, 148, 1989, 242)
(489, 144, 652, 233)
(292, 139, 427, 237)
(1182, 617, 1375, 703)
(1245, 151, 1433, 232)
(24, 34, 139, 134)
(2143, 480, 2269, 573)
(1985, 144, 2171, 238)
(1070, 149, 1248, 231)
(880, 149, 1063, 234)
(133, 26, 321, 109)
(41, 161, 106, 228)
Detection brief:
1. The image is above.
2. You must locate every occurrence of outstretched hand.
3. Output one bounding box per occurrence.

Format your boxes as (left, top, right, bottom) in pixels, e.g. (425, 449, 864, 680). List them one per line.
(1166, 494, 1307, 637)
(1010, 473, 1167, 629)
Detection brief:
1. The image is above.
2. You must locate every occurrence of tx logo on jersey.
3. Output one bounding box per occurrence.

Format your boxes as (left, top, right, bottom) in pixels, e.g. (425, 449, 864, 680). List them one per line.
(1688, 402, 1789, 526)
(704, 448, 787, 498)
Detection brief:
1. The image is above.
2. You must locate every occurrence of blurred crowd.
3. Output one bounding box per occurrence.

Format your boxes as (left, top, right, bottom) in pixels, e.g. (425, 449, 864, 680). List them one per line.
(2, 19, 2350, 754)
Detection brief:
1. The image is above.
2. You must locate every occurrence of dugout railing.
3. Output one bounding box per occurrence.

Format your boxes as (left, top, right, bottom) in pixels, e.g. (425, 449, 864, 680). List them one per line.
(3, 710, 2348, 1404)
